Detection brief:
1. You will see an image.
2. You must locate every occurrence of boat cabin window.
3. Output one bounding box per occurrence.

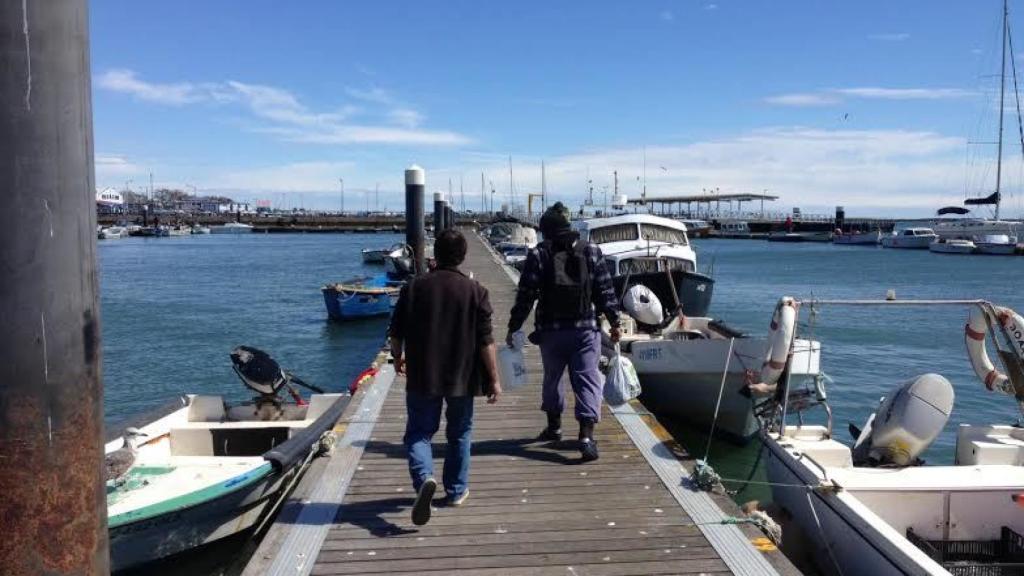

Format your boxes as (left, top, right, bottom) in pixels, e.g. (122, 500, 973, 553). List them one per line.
(640, 224, 688, 245)
(589, 223, 639, 244)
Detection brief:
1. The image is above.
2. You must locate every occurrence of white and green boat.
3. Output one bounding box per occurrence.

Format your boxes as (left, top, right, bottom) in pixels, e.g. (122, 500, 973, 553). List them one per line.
(105, 347, 345, 572)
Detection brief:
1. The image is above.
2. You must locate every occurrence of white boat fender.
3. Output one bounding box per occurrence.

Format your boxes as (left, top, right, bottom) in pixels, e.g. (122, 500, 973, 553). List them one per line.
(622, 284, 664, 326)
(747, 297, 798, 396)
(965, 306, 1012, 394)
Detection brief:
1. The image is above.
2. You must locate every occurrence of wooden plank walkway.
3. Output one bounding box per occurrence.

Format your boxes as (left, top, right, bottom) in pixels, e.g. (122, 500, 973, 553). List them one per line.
(244, 230, 800, 576)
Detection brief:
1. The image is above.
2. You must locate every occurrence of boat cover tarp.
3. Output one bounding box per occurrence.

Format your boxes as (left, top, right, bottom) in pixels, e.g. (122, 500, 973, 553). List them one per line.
(262, 394, 347, 471)
(937, 206, 971, 215)
(964, 191, 1001, 205)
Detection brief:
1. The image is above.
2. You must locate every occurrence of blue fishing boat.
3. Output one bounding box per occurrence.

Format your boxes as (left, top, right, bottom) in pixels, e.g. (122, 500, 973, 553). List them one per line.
(321, 275, 402, 320)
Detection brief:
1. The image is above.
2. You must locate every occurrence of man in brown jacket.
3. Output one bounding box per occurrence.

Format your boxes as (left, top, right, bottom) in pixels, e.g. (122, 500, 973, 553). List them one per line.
(389, 229, 502, 526)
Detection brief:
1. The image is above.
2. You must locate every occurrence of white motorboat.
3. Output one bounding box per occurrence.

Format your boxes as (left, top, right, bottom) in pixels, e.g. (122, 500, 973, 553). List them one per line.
(167, 224, 193, 237)
(974, 233, 1018, 255)
(881, 227, 938, 249)
(624, 310, 820, 441)
(716, 221, 752, 238)
(833, 230, 882, 245)
(929, 237, 977, 254)
(679, 219, 712, 238)
(574, 213, 715, 317)
(362, 243, 404, 264)
(761, 296, 1024, 576)
(935, 218, 1021, 240)
(210, 222, 254, 234)
(106, 347, 344, 571)
(191, 225, 211, 235)
(99, 226, 127, 240)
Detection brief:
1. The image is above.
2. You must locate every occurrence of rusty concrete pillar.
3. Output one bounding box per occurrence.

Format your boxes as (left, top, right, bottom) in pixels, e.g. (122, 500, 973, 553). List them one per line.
(0, 0, 108, 573)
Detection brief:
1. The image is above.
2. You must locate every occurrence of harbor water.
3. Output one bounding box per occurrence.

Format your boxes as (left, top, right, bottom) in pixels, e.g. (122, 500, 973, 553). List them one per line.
(99, 233, 1024, 570)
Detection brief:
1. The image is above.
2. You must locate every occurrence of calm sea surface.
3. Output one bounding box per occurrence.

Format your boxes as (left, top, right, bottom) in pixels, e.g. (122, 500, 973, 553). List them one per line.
(98, 232, 1024, 568)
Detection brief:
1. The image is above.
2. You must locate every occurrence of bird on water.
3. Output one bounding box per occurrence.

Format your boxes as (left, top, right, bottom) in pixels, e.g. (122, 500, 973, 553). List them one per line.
(106, 427, 147, 486)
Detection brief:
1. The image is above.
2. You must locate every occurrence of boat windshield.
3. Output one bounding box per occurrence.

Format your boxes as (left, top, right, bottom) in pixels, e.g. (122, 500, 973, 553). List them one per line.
(640, 224, 688, 245)
(618, 257, 694, 275)
(589, 223, 639, 244)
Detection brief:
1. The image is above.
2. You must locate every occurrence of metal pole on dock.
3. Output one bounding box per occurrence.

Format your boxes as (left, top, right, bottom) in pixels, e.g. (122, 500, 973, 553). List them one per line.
(405, 165, 426, 274)
(433, 192, 445, 234)
(446, 202, 454, 230)
(0, 1, 108, 573)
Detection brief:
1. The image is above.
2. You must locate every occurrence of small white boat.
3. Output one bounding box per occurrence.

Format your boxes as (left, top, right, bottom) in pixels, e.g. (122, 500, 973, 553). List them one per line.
(833, 230, 881, 245)
(624, 310, 820, 441)
(191, 225, 211, 235)
(761, 297, 1024, 576)
(99, 226, 127, 239)
(362, 243, 404, 264)
(209, 222, 254, 234)
(929, 237, 977, 254)
(106, 347, 344, 571)
(881, 227, 938, 249)
(974, 233, 1018, 255)
(679, 219, 712, 238)
(167, 224, 193, 237)
(716, 221, 752, 238)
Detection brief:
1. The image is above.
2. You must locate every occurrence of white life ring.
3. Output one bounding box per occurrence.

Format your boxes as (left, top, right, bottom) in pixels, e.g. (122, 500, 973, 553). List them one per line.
(965, 305, 1024, 395)
(749, 297, 798, 396)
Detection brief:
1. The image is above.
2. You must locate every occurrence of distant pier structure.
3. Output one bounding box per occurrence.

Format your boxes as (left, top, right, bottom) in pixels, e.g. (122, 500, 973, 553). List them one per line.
(629, 193, 895, 233)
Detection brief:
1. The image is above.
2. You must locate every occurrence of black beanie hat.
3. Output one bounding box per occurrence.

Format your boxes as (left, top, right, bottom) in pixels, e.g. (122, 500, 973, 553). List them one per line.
(539, 202, 571, 236)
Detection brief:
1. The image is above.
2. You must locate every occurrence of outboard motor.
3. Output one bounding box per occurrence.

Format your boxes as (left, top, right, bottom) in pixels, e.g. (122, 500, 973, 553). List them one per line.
(852, 373, 955, 467)
(231, 346, 289, 420)
(622, 285, 665, 328)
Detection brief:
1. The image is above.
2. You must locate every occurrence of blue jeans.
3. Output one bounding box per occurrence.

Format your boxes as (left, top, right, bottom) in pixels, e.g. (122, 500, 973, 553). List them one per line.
(403, 390, 474, 499)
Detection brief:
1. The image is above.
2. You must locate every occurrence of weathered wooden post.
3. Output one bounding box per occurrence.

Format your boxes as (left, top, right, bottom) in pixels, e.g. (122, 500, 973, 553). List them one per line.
(405, 165, 426, 274)
(0, 0, 109, 573)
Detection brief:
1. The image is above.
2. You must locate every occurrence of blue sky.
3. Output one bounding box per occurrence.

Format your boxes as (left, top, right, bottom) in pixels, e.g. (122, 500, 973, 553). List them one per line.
(91, 1, 1024, 217)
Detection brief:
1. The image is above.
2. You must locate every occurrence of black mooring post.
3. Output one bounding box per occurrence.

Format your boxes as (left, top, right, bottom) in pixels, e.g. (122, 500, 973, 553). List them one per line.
(405, 165, 426, 274)
(433, 192, 445, 234)
(0, 1, 108, 574)
(447, 204, 454, 230)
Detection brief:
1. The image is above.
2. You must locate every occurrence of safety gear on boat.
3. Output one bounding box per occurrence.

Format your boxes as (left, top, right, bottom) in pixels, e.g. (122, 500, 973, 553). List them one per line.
(965, 305, 1024, 395)
(622, 284, 664, 326)
(747, 298, 797, 395)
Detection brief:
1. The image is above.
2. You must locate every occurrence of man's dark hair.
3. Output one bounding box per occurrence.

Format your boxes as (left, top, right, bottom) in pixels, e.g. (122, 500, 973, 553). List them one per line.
(435, 229, 467, 267)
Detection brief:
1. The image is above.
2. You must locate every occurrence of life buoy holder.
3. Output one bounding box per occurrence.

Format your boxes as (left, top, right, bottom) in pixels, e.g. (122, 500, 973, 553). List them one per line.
(965, 305, 1024, 395)
(748, 297, 798, 396)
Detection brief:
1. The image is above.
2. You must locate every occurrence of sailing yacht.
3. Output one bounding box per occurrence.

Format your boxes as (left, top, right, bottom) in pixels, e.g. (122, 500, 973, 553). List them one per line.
(936, 0, 1023, 240)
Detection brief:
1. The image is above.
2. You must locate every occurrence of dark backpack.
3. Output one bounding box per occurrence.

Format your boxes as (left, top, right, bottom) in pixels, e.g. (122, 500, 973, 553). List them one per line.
(539, 239, 592, 322)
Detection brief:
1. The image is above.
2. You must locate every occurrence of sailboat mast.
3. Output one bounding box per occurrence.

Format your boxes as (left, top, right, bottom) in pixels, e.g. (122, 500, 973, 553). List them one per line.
(541, 160, 546, 211)
(996, 0, 1008, 220)
(508, 155, 514, 214)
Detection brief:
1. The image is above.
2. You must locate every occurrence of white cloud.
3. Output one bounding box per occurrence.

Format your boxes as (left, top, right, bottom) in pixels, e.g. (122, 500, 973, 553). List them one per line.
(764, 93, 841, 107)
(869, 32, 910, 41)
(95, 153, 142, 177)
(834, 87, 975, 100)
(214, 161, 357, 192)
(456, 127, 968, 214)
(659, 10, 674, 21)
(705, 3, 718, 10)
(96, 69, 209, 106)
(765, 86, 977, 107)
(96, 70, 470, 146)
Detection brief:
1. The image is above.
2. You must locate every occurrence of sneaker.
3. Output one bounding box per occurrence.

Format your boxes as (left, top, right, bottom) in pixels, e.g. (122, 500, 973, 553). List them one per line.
(412, 477, 437, 526)
(580, 438, 599, 463)
(447, 489, 470, 507)
(537, 426, 563, 442)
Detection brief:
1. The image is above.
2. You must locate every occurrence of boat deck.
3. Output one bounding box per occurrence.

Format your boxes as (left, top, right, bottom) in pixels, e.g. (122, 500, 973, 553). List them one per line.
(244, 230, 800, 576)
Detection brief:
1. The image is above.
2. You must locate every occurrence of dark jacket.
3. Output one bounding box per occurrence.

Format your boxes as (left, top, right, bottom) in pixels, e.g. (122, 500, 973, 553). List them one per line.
(389, 267, 495, 397)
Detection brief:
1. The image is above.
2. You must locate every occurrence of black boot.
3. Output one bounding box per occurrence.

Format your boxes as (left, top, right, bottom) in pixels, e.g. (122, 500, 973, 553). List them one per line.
(579, 419, 599, 462)
(538, 411, 562, 442)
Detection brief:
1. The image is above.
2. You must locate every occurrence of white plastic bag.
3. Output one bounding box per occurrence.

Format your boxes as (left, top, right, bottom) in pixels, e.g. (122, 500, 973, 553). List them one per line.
(497, 331, 528, 389)
(604, 346, 641, 406)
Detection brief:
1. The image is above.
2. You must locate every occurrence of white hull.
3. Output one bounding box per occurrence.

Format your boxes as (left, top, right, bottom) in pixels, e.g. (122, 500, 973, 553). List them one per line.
(929, 240, 976, 254)
(976, 243, 1017, 255)
(882, 236, 935, 249)
(765, 425, 1024, 576)
(935, 219, 1021, 240)
(834, 231, 881, 245)
(210, 223, 254, 234)
(361, 249, 389, 263)
(629, 336, 820, 440)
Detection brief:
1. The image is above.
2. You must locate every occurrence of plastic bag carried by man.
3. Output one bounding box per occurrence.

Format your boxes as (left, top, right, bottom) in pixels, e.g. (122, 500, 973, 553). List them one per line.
(507, 202, 621, 463)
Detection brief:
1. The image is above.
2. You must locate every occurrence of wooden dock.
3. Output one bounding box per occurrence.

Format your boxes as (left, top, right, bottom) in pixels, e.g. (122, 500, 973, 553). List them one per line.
(244, 231, 801, 576)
